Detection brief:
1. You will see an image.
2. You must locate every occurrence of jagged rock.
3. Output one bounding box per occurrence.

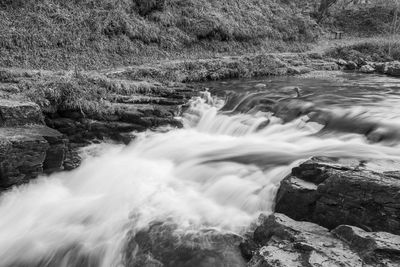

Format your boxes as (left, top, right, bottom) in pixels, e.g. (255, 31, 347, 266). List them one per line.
(0, 100, 44, 126)
(385, 61, 400, 77)
(0, 125, 67, 189)
(333, 225, 400, 266)
(245, 213, 363, 267)
(275, 157, 400, 235)
(124, 221, 246, 267)
(360, 65, 375, 73)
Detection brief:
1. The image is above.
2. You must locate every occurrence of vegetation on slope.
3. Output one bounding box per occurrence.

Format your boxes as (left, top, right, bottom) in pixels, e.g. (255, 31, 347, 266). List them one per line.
(325, 37, 400, 62)
(0, 0, 320, 70)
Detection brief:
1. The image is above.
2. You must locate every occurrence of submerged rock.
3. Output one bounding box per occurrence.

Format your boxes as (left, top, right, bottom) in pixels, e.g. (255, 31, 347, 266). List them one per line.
(275, 157, 400, 235)
(124, 221, 246, 267)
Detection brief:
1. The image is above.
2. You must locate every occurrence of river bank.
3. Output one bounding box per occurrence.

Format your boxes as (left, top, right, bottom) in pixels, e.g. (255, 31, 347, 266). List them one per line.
(2, 42, 400, 186)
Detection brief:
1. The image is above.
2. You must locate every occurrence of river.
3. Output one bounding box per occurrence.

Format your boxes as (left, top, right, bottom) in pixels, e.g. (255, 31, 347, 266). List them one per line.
(1, 72, 400, 266)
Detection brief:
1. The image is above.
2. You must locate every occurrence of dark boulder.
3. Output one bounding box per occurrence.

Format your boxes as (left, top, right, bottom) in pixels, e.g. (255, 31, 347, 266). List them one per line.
(275, 157, 400, 235)
(123, 221, 246, 267)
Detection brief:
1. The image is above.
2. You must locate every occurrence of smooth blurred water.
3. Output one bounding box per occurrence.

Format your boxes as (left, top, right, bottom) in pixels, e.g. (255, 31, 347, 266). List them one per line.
(1, 73, 400, 266)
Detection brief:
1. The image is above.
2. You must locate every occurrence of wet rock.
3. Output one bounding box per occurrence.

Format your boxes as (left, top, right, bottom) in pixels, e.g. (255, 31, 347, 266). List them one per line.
(275, 157, 400, 235)
(63, 144, 82, 171)
(43, 132, 68, 173)
(273, 175, 318, 221)
(124, 221, 246, 267)
(360, 65, 375, 73)
(0, 125, 67, 189)
(346, 61, 358, 70)
(0, 100, 44, 126)
(245, 213, 363, 267)
(385, 61, 400, 77)
(333, 225, 400, 266)
(254, 83, 267, 88)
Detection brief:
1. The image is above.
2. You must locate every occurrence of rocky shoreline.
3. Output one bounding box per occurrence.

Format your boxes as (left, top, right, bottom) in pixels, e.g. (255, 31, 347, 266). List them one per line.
(121, 157, 400, 267)
(0, 51, 344, 189)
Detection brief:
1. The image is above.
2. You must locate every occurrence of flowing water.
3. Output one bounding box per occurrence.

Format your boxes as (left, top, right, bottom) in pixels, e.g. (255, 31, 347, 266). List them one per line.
(1, 72, 400, 266)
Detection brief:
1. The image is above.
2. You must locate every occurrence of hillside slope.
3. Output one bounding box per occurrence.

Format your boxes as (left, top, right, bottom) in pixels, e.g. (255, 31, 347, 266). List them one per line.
(0, 0, 319, 70)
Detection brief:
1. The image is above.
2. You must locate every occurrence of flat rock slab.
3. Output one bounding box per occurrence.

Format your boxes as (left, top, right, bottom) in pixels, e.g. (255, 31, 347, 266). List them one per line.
(242, 213, 400, 267)
(333, 225, 400, 266)
(275, 157, 400, 235)
(0, 125, 67, 188)
(245, 213, 363, 267)
(0, 99, 43, 126)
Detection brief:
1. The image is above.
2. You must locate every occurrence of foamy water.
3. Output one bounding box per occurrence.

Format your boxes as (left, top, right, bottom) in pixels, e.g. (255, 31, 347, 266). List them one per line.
(1, 87, 400, 266)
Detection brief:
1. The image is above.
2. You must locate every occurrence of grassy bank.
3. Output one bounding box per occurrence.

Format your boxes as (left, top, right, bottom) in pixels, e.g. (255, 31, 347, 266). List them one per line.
(0, 0, 319, 70)
(325, 36, 400, 62)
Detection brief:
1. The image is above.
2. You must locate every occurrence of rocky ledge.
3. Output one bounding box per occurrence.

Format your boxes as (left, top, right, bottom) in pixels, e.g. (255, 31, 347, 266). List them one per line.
(242, 213, 400, 267)
(0, 100, 67, 190)
(237, 157, 400, 266)
(275, 157, 400, 234)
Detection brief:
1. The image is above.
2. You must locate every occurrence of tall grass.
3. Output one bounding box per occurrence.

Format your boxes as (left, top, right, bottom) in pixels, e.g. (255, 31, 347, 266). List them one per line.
(325, 36, 400, 62)
(0, 0, 320, 70)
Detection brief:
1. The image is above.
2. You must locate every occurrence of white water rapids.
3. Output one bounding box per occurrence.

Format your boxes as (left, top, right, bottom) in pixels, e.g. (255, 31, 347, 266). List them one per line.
(1, 87, 400, 266)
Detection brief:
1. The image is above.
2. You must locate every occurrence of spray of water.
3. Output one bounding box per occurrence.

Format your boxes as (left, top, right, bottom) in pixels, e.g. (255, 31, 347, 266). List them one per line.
(1, 91, 400, 266)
